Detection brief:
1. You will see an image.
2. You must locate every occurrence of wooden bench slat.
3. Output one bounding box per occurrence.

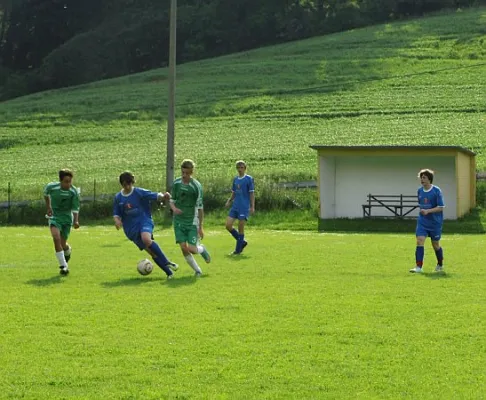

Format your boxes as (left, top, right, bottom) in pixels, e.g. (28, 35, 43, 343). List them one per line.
(362, 194, 419, 218)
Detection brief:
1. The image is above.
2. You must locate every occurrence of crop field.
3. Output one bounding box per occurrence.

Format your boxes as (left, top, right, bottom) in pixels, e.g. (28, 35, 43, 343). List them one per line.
(1, 226, 485, 399)
(0, 9, 485, 201)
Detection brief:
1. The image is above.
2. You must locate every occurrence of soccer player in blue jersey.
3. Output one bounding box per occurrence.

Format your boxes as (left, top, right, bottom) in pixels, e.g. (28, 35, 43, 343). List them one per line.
(113, 171, 178, 279)
(225, 160, 255, 255)
(410, 169, 445, 273)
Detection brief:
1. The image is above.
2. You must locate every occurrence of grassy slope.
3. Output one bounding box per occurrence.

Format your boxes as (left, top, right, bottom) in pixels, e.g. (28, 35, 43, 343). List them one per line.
(0, 8, 485, 201)
(0, 227, 485, 398)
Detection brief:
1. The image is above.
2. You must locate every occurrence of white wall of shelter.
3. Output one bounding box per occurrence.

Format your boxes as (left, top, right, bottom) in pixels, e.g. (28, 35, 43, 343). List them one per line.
(318, 155, 457, 219)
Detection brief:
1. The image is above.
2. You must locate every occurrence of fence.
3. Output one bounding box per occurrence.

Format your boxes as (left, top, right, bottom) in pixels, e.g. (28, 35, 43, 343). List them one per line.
(0, 179, 116, 224)
(1, 173, 485, 224)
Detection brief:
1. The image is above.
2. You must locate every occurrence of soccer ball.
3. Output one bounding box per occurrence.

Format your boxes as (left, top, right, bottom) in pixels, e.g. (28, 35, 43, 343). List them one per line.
(137, 259, 153, 276)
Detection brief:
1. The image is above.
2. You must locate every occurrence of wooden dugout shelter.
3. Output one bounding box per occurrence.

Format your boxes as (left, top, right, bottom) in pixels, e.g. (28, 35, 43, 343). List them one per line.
(309, 145, 476, 224)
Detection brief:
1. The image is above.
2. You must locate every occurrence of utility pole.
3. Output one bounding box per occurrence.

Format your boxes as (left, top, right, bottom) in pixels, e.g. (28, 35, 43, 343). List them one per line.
(166, 0, 177, 191)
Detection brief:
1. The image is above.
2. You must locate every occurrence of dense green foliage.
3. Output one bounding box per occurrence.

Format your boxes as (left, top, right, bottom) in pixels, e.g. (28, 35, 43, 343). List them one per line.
(0, 0, 484, 98)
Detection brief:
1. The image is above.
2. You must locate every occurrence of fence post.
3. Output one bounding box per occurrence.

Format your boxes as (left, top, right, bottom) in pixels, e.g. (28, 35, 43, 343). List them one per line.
(93, 179, 96, 206)
(7, 182, 11, 224)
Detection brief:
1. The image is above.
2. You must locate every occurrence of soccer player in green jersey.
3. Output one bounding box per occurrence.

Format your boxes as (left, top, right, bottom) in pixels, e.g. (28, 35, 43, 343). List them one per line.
(169, 159, 211, 276)
(43, 169, 80, 275)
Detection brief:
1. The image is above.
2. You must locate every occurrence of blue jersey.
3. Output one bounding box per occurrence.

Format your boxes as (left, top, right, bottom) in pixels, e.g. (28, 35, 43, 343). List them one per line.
(113, 187, 158, 238)
(417, 185, 445, 229)
(232, 174, 254, 211)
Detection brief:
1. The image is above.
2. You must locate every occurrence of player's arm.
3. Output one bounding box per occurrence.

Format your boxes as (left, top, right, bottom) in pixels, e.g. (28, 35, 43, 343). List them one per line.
(225, 178, 236, 208)
(196, 182, 204, 239)
(72, 189, 80, 228)
(225, 191, 235, 208)
(139, 188, 170, 209)
(113, 215, 122, 229)
(44, 195, 52, 216)
(139, 188, 160, 202)
(197, 207, 204, 240)
(43, 185, 52, 216)
(249, 177, 255, 213)
(169, 183, 183, 214)
(250, 191, 255, 213)
(113, 196, 123, 230)
(157, 192, 171, 203)
(169, 197, 183, 214)
(422, 206, 445, 215)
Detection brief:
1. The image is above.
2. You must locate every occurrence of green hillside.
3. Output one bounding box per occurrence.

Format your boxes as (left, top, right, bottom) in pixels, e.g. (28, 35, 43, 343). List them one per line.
(0, 8, 485, 201)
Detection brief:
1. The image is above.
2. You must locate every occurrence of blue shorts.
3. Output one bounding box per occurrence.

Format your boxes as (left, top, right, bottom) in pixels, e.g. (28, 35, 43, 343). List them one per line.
(126, 221, 154, 250)
(229, 207, 249, 221)
(416, 224, 442, 241)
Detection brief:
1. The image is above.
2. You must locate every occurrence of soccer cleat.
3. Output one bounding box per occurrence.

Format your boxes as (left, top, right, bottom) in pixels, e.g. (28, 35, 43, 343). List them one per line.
(240, 241, 248, 252)
(59, 266, 69, 276)
(229, 250, 241, 256)
(195, 271, 203, 277)
(167, 261, 179, 271)
(409, 266, 423, 273)
(200, 245, 211, 264)
(435, 264, 444, 272)
(167, 274, 174, 280)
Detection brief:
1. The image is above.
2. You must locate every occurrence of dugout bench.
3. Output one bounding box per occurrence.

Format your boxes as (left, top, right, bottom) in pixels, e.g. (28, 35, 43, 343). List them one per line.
(362, 194, 419, 218)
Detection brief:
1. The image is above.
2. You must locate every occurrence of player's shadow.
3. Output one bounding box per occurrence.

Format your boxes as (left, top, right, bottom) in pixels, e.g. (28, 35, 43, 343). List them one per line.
(101, 277, 165, 288)
(26, 275, 64, 287)
(423, 271, 452, 279)
(224, 254, 250, 262)
(166, 275, 203, 288)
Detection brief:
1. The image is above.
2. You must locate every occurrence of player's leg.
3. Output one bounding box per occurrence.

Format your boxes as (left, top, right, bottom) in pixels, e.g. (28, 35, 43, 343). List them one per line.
(139, 229, 175, 278)
(49, 222, 69, 275)
(410, 224, 426, 273)
(175, 224, 203, 275)
(185, 225, 211, 264)
(233, 211, 249, 254)
(226, 211, 239, 241)
(60, 224, 72, 262)
(431, 230, 443, 271)
(179, 243, 203, 275)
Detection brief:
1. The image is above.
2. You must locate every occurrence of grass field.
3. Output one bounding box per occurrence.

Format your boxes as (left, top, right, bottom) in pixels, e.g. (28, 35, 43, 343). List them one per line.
(0, 8, 485, 201)
(0, 226, 485, 399)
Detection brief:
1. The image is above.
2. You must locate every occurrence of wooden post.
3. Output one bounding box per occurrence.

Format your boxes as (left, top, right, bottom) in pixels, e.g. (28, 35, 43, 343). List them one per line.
(166, 0, 177, 193)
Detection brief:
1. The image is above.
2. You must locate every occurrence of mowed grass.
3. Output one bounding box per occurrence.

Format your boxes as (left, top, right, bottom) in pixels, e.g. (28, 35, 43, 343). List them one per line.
(0, 9, 485, 200)
(0, 226, 485, 399)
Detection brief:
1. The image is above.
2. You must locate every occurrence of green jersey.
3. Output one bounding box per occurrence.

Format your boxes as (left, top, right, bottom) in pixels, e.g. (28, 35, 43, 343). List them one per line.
(171, 177, 203, 226)
(43, 182, 80, 223)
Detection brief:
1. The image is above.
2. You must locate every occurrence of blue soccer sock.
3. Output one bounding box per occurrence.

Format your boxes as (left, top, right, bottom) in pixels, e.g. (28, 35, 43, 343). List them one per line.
(229, 228, 239, 240)
(148, 241, 172, 276)
(236, 234, 245, 253)
(435, 247, 443, 266)
(415, 246, 424, 267)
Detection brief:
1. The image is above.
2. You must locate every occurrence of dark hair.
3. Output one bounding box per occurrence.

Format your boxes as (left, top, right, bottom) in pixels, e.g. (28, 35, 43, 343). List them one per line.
(119, 171, 135, 185)
(59, 169, 73, 181)
(418, 169, 434, 183)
